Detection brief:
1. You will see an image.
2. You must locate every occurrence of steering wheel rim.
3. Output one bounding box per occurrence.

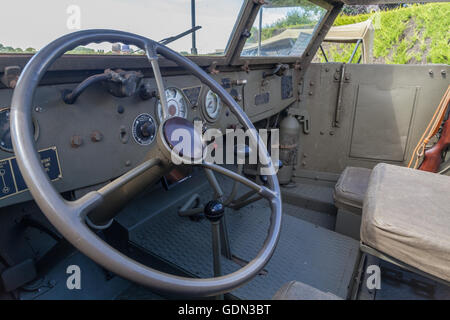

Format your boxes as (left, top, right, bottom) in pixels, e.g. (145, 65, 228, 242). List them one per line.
(10, 29, 282, 297)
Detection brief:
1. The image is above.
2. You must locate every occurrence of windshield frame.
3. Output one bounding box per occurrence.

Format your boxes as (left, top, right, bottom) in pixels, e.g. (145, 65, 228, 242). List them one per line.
(228, 0, 333, 65)
(0, 0, 333, 73)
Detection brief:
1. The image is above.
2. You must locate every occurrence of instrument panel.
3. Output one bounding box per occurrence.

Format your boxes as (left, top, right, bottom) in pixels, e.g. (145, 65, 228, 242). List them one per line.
(0, 68, 296, 208)
(0, 75, 241, 208)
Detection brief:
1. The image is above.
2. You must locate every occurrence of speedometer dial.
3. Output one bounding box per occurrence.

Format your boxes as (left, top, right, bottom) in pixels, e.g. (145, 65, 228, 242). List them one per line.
(203, 90, 222, 121)
(156, 88, 188, 123)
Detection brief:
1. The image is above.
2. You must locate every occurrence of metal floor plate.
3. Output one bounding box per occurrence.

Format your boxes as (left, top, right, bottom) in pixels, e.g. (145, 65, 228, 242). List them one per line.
(131, 196, 359, 299)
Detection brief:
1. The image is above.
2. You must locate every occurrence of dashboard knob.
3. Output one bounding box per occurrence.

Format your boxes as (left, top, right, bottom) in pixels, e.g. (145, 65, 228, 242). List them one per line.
(140, 122, 152, 138)
(132, 113, 156, 146)
(204, 200, 224, 222)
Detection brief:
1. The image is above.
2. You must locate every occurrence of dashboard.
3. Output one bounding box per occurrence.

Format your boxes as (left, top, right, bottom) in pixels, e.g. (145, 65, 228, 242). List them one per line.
(0, 68, 296, 208)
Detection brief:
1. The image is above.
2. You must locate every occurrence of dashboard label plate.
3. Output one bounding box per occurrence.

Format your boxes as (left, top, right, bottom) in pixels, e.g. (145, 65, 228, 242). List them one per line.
(0, 147, 62, 200)
(182, 86, 201, 107)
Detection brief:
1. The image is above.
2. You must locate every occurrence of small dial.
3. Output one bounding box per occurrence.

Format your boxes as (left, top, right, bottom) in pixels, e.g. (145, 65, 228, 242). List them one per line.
(204, 90, 222, 121)
(132, 113, 156, 146)
(156, 88, 188, 123)
(0, 108, 12, 152)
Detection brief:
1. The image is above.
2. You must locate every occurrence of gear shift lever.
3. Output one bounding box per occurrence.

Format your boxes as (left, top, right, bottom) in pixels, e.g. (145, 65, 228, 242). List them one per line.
(204, 200, 225, 300)
(204, 200, 225, 277)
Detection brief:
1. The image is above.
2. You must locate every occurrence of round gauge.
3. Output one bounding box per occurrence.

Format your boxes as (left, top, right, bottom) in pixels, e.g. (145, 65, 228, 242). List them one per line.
(0, 108, 12, 152)
(0, 107, 38, 153)
(203, 90, 222, 121)
(156, 88, 188, 123)
(132, 113, 156, 146)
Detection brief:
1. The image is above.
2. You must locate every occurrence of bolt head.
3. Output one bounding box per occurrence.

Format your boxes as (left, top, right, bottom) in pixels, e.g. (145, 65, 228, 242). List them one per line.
(71, 135, 83, 148)
(90, 131, 102, 142)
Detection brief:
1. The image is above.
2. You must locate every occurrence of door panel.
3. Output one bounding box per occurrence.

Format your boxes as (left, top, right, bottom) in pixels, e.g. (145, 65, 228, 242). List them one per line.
(350, 84, 418, 162)
(292, 63, 450, 177)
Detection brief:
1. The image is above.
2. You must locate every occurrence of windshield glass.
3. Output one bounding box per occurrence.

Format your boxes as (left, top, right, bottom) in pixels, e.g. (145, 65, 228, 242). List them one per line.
(0, 0, 244, 56)
(242, 0, 327, 57)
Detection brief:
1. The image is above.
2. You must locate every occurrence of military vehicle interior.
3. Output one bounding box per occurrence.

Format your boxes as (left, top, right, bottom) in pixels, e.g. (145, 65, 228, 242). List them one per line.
(0, 0, 449, 300)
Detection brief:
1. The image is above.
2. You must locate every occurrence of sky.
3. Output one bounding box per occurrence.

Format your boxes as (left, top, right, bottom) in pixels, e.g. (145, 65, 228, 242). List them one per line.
(0, 0, 245, 54)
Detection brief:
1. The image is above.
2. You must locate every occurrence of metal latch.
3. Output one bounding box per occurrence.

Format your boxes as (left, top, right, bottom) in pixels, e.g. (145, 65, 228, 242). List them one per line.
(297, 110, 310, 134)
(289, 109, 310, 134)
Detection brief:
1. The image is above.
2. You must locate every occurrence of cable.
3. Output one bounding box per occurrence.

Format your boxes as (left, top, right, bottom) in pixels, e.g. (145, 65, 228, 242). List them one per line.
(408, 85, 450, 169)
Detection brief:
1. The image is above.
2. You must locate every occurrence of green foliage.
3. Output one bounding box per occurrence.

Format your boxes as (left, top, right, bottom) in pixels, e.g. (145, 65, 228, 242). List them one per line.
(270, 9, 316, 28)
(0, 42, 36, 54)
(321, 3, 450, 65)
(248, 7, 324, 43)
(66, 46, 97, 55)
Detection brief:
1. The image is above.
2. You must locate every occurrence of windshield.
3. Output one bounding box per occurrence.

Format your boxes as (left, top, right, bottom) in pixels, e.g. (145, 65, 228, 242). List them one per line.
(0, 0, 244, 56)
(242, 0, 327, 57)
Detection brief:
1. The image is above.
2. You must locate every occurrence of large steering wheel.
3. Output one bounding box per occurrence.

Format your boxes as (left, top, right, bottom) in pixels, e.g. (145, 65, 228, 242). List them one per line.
(10, 30, 282, 297)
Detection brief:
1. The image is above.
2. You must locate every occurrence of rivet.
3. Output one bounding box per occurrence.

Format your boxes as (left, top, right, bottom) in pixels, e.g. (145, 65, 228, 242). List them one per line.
(71, 135, 83, 148)
(90, 131, 103, 142)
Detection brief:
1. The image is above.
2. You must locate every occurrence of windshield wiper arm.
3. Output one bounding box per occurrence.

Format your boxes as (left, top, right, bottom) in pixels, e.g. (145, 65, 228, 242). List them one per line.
(159, 26, 202, 46)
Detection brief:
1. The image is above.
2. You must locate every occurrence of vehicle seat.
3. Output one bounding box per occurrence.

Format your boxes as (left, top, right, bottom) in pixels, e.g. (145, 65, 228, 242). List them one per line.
(334, 166, 372, 213)
(333, 166, 372, 239)
(272, 281, 342, 300)
(361, 163, 450, 283)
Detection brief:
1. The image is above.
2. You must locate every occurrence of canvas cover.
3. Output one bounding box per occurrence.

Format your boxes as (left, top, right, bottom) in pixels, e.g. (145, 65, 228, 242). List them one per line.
(361, 163, 450, 282)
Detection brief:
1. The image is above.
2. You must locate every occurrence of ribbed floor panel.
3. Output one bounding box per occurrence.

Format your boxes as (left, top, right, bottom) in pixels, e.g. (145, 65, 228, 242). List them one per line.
(131, 199, 359, 299)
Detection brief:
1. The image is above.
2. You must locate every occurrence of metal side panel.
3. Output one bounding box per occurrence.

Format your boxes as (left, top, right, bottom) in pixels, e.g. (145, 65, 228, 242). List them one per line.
(130, 198, 359, 299)
(295, 63, 450, 174)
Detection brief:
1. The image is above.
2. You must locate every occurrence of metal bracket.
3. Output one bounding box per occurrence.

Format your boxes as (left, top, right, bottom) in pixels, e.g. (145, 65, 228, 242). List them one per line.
(241, 60, 250, 73)
(333, 68, 351, 83)
(333, 64, 347, 127)
(208, 61, 220, 75)
(263, 63, 289, 79)
(241, 29, 252, 39)
(1, 66, 21, 88)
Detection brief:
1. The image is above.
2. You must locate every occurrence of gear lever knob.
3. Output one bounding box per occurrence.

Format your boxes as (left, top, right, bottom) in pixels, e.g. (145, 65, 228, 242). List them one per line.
(204, 201, 225, 222)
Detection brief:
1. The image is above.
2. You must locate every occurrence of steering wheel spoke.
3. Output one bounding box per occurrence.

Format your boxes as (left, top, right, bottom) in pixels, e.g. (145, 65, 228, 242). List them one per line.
(71, 158, 163, 221)
(146, 46, 169, 120)
(199, 162, 277, 201)
(69, 191, 104, 219)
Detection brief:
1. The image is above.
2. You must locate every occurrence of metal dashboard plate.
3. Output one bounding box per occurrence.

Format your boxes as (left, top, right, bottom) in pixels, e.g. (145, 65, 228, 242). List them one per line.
(0, 147, 62, 200)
